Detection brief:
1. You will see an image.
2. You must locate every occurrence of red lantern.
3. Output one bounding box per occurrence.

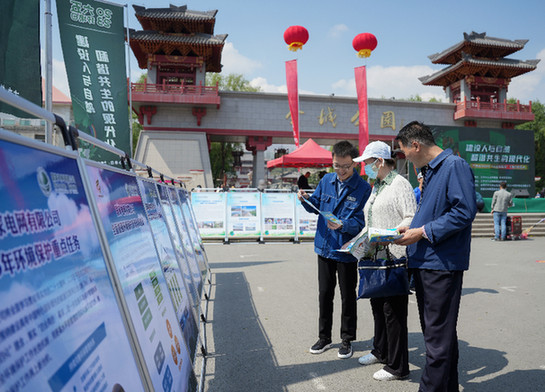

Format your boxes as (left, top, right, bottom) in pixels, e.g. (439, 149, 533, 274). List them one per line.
(284, 25, 309, 52)
(352, 33, 377, 58)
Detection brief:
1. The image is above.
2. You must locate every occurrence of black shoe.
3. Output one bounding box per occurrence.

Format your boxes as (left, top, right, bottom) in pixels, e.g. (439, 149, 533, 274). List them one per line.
(338, 340, 353, 359)
(309, 338, 332, 354)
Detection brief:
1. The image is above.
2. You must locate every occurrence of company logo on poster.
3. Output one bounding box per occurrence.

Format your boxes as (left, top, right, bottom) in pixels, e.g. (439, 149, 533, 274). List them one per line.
(37, 167, 52, 197)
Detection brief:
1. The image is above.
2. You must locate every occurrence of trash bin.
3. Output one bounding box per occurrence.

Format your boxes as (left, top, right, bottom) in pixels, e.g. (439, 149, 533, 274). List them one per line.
(507, 215, 522, 240)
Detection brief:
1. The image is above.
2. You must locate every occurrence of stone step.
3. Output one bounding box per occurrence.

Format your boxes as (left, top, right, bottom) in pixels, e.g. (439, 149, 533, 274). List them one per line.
(471, 212, 545, 237)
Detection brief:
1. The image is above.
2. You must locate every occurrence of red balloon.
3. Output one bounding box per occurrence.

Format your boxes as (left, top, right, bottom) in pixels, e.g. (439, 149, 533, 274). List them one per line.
(284, 25, 309, 51)
(352, 33, 377, 58)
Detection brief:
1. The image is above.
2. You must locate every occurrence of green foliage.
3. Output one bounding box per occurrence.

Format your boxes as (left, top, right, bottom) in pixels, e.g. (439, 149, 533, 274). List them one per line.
(206, 73, 261, 92)
(516, 100, 545, 190)
(407, 95, 423, 102)
(131, 72, 147, 157)
(209, 142, 236, 186)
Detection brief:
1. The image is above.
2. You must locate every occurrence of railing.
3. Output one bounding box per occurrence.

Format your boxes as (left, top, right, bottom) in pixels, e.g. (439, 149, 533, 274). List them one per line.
(455, 97, 532, 113)
(131, 81, 219, 96)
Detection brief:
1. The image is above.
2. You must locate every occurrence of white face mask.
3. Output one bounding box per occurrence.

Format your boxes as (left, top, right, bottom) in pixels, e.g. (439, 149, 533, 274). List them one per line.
(364, 159, 380, 179)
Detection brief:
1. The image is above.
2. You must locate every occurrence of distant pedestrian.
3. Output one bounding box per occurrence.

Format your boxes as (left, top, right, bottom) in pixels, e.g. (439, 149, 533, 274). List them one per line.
(490, 182, 513, 241)
(413, 172, 423, 204)
(297, 171, 311, 190)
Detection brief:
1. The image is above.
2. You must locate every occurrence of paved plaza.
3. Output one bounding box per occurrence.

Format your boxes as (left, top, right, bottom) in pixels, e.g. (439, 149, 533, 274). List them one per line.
(200, 237, 545, 391)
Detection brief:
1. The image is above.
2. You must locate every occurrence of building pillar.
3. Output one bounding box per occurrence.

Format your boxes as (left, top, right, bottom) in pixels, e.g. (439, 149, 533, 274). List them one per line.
(445, 86, 452, 102)
(245, 136, 272, 188)
(460, 78, 470, 101)
(499, 87, 507, 103)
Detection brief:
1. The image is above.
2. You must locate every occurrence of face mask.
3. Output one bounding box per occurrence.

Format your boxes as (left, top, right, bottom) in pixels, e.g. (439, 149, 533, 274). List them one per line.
(365, 160, 380, 179)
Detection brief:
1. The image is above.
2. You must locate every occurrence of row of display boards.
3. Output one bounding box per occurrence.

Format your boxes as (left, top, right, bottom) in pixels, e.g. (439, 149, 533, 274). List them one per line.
(191, 190, 319, 242)
(0, 129, 211, 392)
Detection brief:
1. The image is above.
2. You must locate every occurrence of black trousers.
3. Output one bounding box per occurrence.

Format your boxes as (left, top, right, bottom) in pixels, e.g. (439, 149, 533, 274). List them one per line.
(370, 294, 409, 377)
(317, 255, 357, 341)
(412, 268, 464, 392)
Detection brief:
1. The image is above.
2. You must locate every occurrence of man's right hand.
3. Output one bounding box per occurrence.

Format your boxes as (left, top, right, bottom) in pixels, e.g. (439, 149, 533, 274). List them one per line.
(297, 190, 308, 201)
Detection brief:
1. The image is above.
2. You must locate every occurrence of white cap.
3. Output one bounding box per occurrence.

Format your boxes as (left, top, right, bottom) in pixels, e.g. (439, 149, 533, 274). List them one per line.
(353, 141, 392, 162)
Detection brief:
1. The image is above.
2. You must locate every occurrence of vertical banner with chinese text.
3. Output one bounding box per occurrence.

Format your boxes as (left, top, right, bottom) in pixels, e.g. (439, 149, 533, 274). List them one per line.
(57, 0, 130, 165)
(355, 66, 369, 174)
(286, 59, 300, 148)
(0, 0, 42, 117)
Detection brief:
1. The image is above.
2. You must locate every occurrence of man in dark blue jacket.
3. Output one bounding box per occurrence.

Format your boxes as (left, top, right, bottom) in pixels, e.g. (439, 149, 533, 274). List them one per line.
(395, 121, 477, 392)
(298, 141, 371, 359)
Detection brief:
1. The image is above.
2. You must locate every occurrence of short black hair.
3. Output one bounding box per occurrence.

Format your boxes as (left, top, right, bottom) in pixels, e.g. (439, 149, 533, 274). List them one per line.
(332, 140, 359, 159)
(500, 181, 507, 189)
(395, 121, 436, 147)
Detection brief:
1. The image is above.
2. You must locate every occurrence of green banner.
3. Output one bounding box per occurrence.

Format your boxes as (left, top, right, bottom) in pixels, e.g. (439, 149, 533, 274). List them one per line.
(408, 126, 535, 198)
(0, 0, 42, 118)
(57, 0, 130, 165)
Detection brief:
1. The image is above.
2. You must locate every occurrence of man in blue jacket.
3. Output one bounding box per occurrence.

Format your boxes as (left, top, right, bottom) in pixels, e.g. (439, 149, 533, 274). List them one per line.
(395, 122, 477, 391)
(298, 141, 371, 359)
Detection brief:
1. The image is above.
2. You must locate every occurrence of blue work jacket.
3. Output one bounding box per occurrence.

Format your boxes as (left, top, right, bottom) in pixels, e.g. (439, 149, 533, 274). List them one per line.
(408, 149, 477, 271)
(303, 170, 371, 262)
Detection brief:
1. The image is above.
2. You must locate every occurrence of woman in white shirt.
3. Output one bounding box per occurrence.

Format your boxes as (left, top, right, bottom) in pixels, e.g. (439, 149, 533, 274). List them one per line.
(353, 141, 416, 381)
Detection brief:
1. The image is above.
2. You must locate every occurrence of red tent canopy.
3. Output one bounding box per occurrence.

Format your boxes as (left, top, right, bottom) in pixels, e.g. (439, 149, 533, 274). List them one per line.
(267, 138, 332, 168)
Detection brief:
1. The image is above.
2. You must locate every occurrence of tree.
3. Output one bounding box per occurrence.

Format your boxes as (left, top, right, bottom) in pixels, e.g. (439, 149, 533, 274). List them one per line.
(131, 73, 146, 156)
(206, 73, 261, 92)
(516, 100, 545, 190)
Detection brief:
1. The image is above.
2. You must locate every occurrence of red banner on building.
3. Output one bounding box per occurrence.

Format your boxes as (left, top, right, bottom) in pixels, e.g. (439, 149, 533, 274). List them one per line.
(355, 66, 369, 171)
(285, 59, 300, 148)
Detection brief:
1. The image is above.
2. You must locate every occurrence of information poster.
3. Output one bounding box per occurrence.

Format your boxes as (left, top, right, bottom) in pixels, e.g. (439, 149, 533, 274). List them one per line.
(177, 189, 208, 285)
(190, 191, 226, 238)
(168, 187, 203, 301)
(137, 179, 199, 362)
(431, 126, 535, 197)
(226, 192, 262, 237)
(157, 185, 200, 312)
(85, 164, 197, 392)
(261, 192, 296, 237)
(0, 137, 145, 392)
(296, 194, 318, 238)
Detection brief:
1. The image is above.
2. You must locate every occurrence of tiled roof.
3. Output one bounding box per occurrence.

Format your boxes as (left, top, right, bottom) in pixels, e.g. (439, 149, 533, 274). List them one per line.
(129, 30, 227, 46)
(133, 5, 217, 21)
(420, 53, 540, 85)
(428, 32, 528, 64)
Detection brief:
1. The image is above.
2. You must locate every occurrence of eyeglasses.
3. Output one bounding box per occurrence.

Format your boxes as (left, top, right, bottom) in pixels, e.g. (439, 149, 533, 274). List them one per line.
(332, 163, 353, 170)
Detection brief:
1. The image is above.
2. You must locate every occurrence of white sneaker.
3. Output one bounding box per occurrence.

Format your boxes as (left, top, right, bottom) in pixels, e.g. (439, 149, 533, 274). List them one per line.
(373, 368, 408, 381)
(358, 353, 380, 365)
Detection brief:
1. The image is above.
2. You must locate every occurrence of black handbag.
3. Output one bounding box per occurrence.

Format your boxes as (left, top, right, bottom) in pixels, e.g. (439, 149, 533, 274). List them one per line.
(357, 246, 409, 299)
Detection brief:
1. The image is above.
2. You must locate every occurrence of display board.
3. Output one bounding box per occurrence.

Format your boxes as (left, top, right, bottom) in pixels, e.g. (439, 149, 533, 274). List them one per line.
(295, 195, 319, 238)
(261, 192, 296, 237)
(431, 126, 535, 198)
(85, 164, 197, 392)
(226, 192, 262, 238)
(190, 192, 226, 238)
(168, 188, 204, 301)
(137, 178, 200, 363)
(157, 185, 200, 313)
(0, 135, 145, 392)
(177, 189, 209, 286)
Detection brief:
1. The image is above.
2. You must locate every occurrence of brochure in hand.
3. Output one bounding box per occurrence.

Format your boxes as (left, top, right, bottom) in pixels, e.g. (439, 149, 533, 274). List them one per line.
(338, 227, 402, 260)
(368, 227, 403, 243)
(301, 197, 343, 225)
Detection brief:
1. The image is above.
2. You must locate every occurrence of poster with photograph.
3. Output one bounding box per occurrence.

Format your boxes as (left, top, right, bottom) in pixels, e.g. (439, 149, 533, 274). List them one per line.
(261, 192, 296, 237)
(85, 165, 197, 392)
(296, 193, 319, 237)
(137, 179, 199, 362)
(167, 187, 203, 300)
(226, 192, 262, 237)
(190, 191, 226, 238)
(0, 136, 145, 392)
(156, 185, 200, 313)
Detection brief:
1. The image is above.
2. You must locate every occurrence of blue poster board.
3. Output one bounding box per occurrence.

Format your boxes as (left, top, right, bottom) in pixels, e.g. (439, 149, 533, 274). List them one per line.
(261, 192, 296, 237)
(190, 191, 226, 238)
(137, 178, 200, 363)
(0, 133, 145, 392)
(226, 192, 262, 238)
(84, 164, 197, 392)
(296, 192, 318, 238)
(168, 187, 203, 299)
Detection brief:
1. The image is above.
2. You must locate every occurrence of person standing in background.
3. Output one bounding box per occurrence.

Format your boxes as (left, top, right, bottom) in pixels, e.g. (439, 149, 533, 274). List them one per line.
(297, 171, 311, 190)
(490, 182, 513, 241)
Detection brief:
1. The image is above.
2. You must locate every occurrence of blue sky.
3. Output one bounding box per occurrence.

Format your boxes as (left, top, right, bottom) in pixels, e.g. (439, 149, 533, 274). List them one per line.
(47, 0, 545, 104)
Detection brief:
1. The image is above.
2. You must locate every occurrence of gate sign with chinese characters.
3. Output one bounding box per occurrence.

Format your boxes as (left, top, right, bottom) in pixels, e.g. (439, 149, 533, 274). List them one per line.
(56, 0, 130, 166)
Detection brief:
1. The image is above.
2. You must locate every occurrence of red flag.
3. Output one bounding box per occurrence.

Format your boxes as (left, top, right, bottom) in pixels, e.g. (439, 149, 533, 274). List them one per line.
(355, 65, 369, 174)
(285, 59, 300, 147)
